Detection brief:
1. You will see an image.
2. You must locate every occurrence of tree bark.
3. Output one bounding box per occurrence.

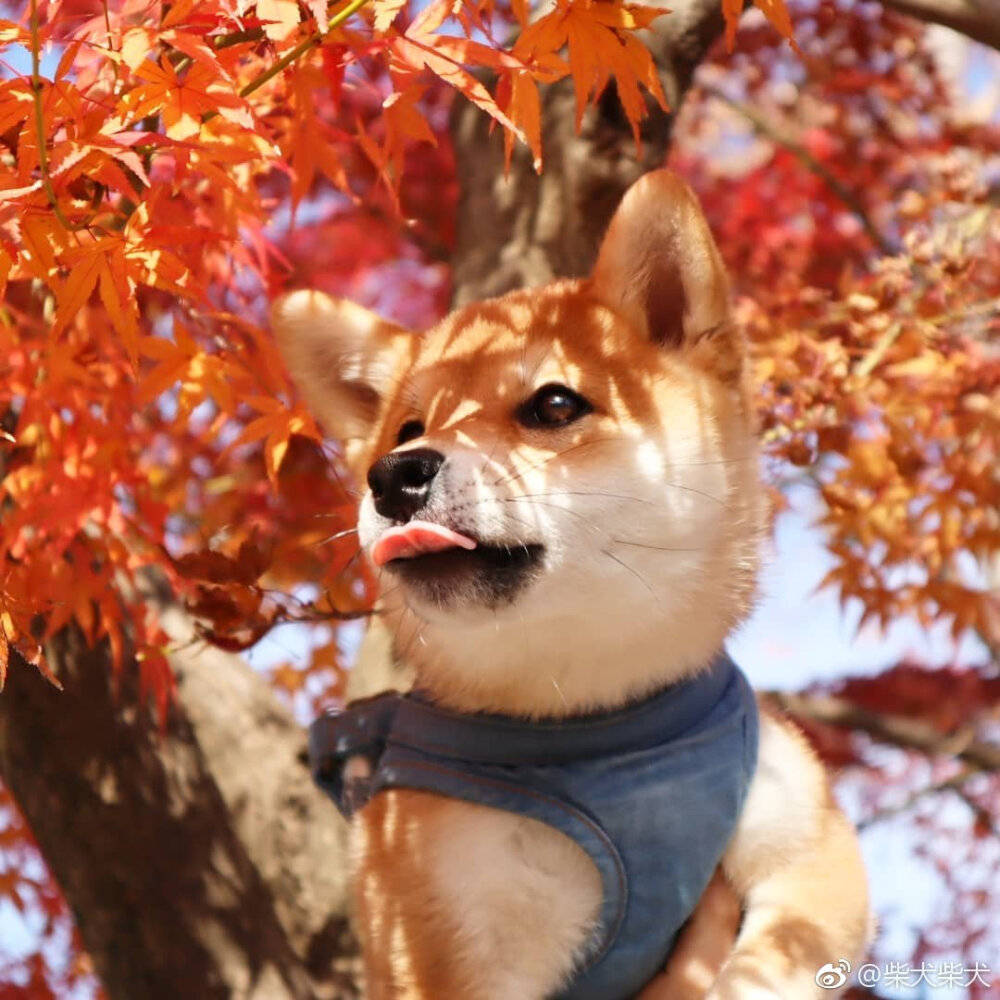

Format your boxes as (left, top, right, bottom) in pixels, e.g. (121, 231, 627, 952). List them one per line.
(880, 0, 1000, 52)
(450, 0, 727, 303)
(0, 602, 359, 1000)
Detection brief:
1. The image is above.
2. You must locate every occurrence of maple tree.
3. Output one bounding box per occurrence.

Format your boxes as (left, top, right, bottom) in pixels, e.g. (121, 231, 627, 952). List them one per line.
(0, 0, 997, 996)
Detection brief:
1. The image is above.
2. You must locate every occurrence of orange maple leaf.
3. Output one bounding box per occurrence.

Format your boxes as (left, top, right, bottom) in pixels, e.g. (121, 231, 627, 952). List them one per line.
(497, 71, 542, 171)
(390, 34, 522, 139)
(515, 0, 667, 142)
(128, 60, 250, 140)
(721, 0, 800, 52)
(232, 397, 313, 483)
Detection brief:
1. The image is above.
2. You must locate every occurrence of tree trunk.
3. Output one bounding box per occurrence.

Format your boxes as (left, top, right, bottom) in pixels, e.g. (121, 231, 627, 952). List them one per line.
(0, 0, 991, 995)
(0, 602, 359, 1000)
(450, 0, 727, 302)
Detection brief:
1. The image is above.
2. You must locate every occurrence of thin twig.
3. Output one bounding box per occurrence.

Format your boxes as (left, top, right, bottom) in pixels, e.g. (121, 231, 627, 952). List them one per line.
(29, 0, 89, 232)
(214, 27, 267, 49)
(857, 766, 982, 830)
(201, 0, 371, 124)
(703, 84, 898, 257)
(238, 0, 365, 101)
(853, 320, 902, 378)
(171, 27, 268, 77)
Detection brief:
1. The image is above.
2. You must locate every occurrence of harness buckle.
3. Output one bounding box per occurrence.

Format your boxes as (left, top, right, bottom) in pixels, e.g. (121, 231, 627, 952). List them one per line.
(308, 692, 402, 817)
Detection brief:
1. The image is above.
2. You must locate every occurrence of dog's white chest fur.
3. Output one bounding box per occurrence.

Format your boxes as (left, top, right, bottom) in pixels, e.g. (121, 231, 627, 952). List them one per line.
(353, 792, 602, 998)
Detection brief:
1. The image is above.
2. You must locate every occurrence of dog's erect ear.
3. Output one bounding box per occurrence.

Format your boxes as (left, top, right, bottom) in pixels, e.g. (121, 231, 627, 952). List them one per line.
(591, 170, 731, 350)
(271, 290, 409, 447)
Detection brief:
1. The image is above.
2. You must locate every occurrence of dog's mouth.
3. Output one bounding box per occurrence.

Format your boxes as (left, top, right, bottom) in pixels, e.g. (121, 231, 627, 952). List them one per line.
(371, 521, 478, 566)
(370, 520, 544, 608)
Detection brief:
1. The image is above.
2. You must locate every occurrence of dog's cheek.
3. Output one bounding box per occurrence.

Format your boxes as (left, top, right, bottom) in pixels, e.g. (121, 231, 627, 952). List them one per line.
(356, 496, 382, 552)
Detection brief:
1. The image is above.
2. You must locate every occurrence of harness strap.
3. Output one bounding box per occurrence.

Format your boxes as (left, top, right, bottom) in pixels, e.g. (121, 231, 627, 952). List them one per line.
(309, 654, 737, 817)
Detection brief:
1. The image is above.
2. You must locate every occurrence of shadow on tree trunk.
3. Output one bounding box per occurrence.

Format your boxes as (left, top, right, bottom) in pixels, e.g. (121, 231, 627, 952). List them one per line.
(0, 612, 359, 1000)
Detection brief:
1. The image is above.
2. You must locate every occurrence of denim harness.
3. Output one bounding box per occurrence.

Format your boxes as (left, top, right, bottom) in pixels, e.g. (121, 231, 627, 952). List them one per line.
(310, 652, 758, 1000)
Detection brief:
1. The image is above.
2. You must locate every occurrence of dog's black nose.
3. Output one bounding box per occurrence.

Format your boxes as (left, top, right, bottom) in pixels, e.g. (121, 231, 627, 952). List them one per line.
(367, 448, 445, 522)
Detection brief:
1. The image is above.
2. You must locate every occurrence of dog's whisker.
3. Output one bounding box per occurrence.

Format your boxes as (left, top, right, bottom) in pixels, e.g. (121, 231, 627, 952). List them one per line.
(396, 609, 430, 663)
(491, 442, 756, 490)
(372, 582, 404, 609)
(667, 455, 756, 468)
(601, 548, 661, 607)
(610, 538, 702, 553)
(471, 500, 547, 537)
(476, 427, 507, 481)
(509, 489, 659, 507)
(495, 497, 603, 533)
(550, 675, 569, 710)
(658, 482, 732, 509)
(332, 547, 365, 583)
(388, 599, 411, 650)
(316, 526, 360, 545)
(317, 446, 362, 499)
(498, 483, 730, 511)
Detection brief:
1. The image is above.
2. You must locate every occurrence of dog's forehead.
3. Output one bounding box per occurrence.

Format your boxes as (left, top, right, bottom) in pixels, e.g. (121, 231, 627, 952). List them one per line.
(391, 284, 688, 438)
(407, 283, 633, 395)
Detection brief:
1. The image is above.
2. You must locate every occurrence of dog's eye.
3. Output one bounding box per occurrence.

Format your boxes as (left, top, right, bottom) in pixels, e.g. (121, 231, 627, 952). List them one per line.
(519, 384, 592, 428)
(396, 420, 425, 445)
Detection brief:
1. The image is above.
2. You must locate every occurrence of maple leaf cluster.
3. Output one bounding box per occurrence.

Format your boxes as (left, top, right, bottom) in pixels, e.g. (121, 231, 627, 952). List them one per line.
(673, 1, 999, 643)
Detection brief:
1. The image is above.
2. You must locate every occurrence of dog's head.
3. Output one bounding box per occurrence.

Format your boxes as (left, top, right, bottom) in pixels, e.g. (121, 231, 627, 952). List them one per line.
(274, 170, 766, 714)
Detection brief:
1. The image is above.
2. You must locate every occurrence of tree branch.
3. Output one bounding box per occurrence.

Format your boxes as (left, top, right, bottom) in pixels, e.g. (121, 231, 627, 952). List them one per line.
(200, 0, 372, 124)
(765, 690, 1000, 771)
(856, 766, 982, 829)
(29, 0, 90, 232)
(702, 85, 899, 256)
(879, 0, 1000, 53)
(239, 0, 371, 102)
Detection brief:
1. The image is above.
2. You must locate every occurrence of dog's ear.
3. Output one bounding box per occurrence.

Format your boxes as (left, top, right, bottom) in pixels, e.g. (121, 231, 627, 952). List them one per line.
(591, 170, 732, 352)
(271, 290, 409, 451)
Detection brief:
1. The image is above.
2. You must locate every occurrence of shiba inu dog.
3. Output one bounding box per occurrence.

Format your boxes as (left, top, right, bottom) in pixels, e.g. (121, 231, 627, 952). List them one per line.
(273, 169, 870, 999)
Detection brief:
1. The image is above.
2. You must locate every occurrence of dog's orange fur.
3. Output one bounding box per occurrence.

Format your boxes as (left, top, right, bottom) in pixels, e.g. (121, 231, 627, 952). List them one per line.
(274, 170, 871, 998)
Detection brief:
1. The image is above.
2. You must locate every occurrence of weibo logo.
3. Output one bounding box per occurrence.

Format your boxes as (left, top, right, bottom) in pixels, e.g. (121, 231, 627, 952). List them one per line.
(815, 959, 852, 989)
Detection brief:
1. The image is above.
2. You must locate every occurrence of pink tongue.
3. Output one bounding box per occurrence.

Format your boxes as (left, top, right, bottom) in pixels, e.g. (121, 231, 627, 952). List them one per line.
(370, 520, 477, 568)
